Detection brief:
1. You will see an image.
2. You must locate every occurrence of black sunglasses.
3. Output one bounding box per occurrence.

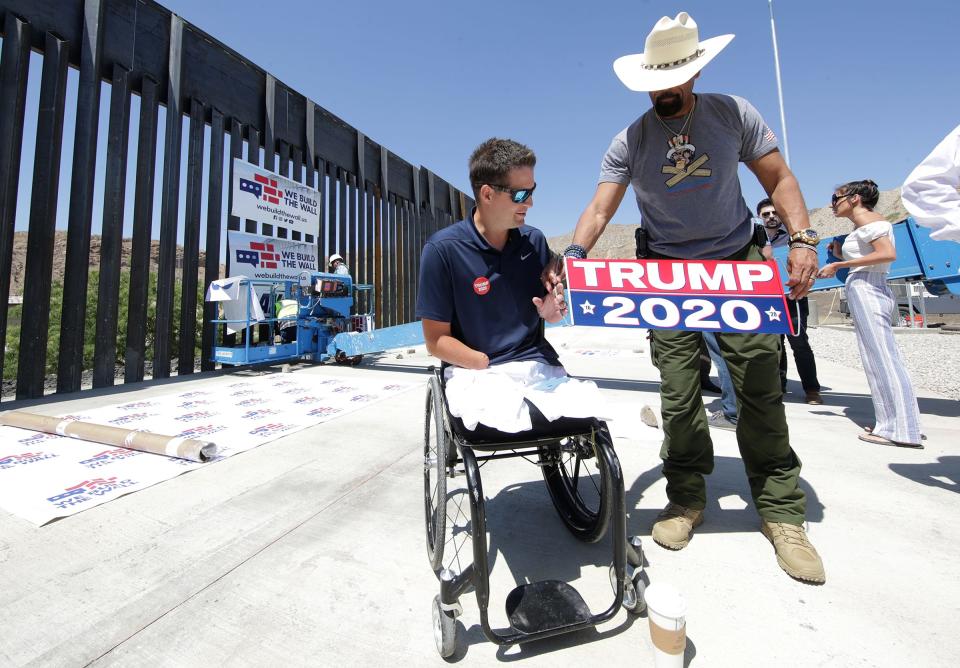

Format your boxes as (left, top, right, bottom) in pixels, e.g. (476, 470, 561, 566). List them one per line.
(760, 210, 778, 218)
(487, 182, 536, 204)
(831, 193, 854, 205)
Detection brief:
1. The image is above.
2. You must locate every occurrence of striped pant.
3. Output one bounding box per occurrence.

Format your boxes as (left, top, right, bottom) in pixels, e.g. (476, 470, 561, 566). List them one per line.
(845, 272, 923, 443)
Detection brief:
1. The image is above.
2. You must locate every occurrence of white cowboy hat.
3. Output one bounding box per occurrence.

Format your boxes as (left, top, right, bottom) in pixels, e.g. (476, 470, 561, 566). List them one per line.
(613, 12, 734, 92)
(328, 253, 344, 264)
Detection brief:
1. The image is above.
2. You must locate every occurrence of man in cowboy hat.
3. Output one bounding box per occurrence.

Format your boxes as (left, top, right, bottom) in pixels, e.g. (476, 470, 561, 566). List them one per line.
(556, 12, 825, 583)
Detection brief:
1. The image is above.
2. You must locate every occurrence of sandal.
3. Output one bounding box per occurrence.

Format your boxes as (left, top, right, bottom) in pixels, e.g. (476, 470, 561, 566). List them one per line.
(863, 426, 927, 440)
(858, 433, 923, 449)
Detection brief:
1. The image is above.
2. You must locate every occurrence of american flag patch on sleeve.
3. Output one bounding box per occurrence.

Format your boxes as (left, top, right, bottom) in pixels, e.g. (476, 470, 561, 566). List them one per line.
(763, 127, 777, 143)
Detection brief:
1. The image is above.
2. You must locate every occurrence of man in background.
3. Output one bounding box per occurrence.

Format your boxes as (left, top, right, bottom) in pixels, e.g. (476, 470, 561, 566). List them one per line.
(758, 198, 823, 404)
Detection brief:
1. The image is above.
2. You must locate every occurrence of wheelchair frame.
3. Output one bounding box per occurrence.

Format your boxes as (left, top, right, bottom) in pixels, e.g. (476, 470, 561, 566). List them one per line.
(423, 366, 645, 657)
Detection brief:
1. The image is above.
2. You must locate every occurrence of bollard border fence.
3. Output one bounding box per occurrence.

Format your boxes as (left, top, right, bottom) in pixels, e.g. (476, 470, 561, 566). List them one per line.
(0, 0, 473, 401)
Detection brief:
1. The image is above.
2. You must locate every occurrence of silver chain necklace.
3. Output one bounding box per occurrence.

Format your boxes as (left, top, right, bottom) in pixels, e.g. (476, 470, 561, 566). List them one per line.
(653, 96, 697, 144)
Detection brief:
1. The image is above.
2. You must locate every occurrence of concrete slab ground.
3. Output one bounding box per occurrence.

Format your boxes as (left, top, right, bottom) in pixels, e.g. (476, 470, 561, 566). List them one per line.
(1, 326, 958, 667)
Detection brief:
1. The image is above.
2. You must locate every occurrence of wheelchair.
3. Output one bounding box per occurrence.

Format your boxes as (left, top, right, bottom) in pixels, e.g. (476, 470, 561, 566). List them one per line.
(423, 366, 646, 657)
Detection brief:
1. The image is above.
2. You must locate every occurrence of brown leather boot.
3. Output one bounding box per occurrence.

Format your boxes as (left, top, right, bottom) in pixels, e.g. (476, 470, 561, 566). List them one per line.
(760, 520, 826, 584)
(652, 502, 704, 550)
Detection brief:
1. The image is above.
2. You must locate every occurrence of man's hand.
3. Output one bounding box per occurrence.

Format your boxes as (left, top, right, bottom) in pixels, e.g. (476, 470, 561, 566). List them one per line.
(533, 283, 567, 323)
(541, 253, 565, 294)
(785, 246, 819, 299)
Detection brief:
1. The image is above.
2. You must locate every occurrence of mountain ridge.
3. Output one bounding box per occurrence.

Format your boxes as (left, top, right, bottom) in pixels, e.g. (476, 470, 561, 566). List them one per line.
(7, 231, 223, 297)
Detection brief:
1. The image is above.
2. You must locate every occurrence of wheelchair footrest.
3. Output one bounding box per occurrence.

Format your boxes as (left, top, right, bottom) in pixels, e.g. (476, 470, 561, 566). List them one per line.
(505, 580, 592, 634)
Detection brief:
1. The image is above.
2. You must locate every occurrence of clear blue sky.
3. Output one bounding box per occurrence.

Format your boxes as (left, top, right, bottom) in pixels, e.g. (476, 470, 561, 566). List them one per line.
(14, 0, 960, 242)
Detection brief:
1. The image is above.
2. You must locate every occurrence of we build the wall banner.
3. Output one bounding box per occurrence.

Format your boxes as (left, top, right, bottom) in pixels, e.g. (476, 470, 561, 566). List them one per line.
(231, 158, 320, 239)
(227, 231, 318, 282)
(565, 258, 795, 334)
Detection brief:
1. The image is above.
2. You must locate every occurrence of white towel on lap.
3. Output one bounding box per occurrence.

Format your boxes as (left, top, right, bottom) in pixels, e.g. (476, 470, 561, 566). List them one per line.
(443, 361, 607, 433)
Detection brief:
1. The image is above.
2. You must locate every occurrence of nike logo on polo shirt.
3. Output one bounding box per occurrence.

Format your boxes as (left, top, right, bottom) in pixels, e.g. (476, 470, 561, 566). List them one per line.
(520, 252, 533, 261)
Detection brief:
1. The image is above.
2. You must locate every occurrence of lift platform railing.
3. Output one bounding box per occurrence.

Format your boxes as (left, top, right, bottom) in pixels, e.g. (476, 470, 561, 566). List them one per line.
(207, 277, 308, 366)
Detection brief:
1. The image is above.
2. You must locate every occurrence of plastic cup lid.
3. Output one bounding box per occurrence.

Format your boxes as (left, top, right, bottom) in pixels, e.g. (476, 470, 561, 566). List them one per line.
(644, 582, 687, 619)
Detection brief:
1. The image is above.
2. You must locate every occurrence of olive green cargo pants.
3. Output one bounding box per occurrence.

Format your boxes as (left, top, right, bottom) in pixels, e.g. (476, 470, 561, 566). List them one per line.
(649, 244, 806, 525)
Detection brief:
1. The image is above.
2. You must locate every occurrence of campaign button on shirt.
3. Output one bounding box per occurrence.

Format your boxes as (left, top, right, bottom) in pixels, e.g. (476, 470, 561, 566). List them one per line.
(473, 276, 491, 295)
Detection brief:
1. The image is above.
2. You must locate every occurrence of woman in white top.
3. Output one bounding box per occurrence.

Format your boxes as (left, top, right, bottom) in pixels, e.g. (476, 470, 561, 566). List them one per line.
(816, 179, 923, 448)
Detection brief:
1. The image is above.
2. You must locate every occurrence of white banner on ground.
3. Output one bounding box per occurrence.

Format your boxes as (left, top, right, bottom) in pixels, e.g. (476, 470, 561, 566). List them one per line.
(228, 231, 318, 282)
(0, 373, 417, 526)
(231, 158, 320, 238)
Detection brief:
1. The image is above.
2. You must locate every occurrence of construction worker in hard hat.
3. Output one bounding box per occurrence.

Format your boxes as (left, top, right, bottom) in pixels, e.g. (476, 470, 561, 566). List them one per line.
(328, 253, 350, 276)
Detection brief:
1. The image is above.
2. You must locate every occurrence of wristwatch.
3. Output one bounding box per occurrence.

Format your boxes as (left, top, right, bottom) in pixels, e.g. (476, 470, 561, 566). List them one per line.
(788, 228, 820, 247)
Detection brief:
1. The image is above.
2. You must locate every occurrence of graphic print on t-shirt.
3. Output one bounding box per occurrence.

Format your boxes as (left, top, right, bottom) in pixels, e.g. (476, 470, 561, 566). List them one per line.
(661, 133, 712, 188)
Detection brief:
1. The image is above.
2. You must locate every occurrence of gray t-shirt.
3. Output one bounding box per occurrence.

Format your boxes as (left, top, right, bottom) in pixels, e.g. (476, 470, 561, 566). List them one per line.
(599, 93, 778, 259)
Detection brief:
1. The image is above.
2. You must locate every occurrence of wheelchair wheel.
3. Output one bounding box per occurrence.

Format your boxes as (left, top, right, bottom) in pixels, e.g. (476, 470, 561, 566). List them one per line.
(539, 428, 613, 543)
(432, 594, 457, 657)
(424, 377, 447, 570)
(609, 564, 647, 615)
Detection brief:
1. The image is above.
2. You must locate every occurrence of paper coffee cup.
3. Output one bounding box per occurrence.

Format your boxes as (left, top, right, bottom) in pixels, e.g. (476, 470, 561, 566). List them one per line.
(645, 582, 687, 668)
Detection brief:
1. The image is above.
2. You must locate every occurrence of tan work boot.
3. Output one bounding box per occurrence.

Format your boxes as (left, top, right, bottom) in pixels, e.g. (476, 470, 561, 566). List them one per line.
(652, 502, 704, 550)
(760, 520, 826, 584)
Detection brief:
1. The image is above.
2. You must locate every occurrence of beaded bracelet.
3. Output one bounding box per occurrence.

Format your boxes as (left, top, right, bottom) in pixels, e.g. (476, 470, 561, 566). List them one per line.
(563, 243, 588, 259)
(788, 242, 818, 253)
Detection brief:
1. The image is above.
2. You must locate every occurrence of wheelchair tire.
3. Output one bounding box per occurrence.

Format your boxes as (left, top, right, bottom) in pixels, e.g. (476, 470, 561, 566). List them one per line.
(609, 564, 647, 615)
(432, 594, 457, 657)
(539, 427, 614, 543)
(424, 376, 448, 571)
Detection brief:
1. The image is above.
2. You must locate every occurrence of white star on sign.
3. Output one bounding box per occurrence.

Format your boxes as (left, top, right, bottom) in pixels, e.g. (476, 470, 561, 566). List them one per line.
(765, 307, 782, 321)
(580, 300, 596, 315)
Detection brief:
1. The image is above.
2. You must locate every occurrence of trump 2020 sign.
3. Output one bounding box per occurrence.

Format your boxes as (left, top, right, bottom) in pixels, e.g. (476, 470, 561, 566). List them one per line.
(565, 258, 795, 334)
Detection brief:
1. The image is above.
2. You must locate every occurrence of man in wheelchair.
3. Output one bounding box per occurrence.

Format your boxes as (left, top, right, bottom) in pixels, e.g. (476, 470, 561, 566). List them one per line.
(416, 137, 602, 434)
(414, 138, 645, 656)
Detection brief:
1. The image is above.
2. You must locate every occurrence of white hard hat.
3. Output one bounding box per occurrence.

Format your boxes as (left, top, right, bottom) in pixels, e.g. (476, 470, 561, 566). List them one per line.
(329, 253, 344, 264)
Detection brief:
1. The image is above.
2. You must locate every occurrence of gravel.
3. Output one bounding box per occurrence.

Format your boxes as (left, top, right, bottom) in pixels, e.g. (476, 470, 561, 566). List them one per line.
(807, 326, 960, 401)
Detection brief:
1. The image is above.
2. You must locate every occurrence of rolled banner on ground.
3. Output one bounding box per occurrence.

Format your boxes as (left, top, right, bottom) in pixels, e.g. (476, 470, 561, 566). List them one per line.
(0, 411, 220, 463)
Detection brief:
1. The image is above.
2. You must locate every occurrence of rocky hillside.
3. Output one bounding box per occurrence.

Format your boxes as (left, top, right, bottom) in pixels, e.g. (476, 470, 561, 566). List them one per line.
(7, 231, 224, 296)
(547, 188, 909, 257)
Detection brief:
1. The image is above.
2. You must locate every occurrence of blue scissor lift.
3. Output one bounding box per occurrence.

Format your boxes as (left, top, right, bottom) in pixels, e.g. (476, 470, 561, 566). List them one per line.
(208, 272, 425, 367)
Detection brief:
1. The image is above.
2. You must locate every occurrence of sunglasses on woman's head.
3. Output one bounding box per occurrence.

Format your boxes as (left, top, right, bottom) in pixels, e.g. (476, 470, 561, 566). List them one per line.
(488, 182, 536, 204)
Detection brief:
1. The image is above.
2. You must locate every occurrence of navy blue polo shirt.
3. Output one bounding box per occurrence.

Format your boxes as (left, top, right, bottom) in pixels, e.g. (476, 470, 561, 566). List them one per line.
(416, 216, 560, 366)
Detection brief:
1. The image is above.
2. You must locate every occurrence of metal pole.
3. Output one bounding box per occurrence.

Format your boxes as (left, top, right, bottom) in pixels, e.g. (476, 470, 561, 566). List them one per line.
(918, 284, 928, 329)
(906, 280, 915, 328)
(768, 0, 791, 166)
